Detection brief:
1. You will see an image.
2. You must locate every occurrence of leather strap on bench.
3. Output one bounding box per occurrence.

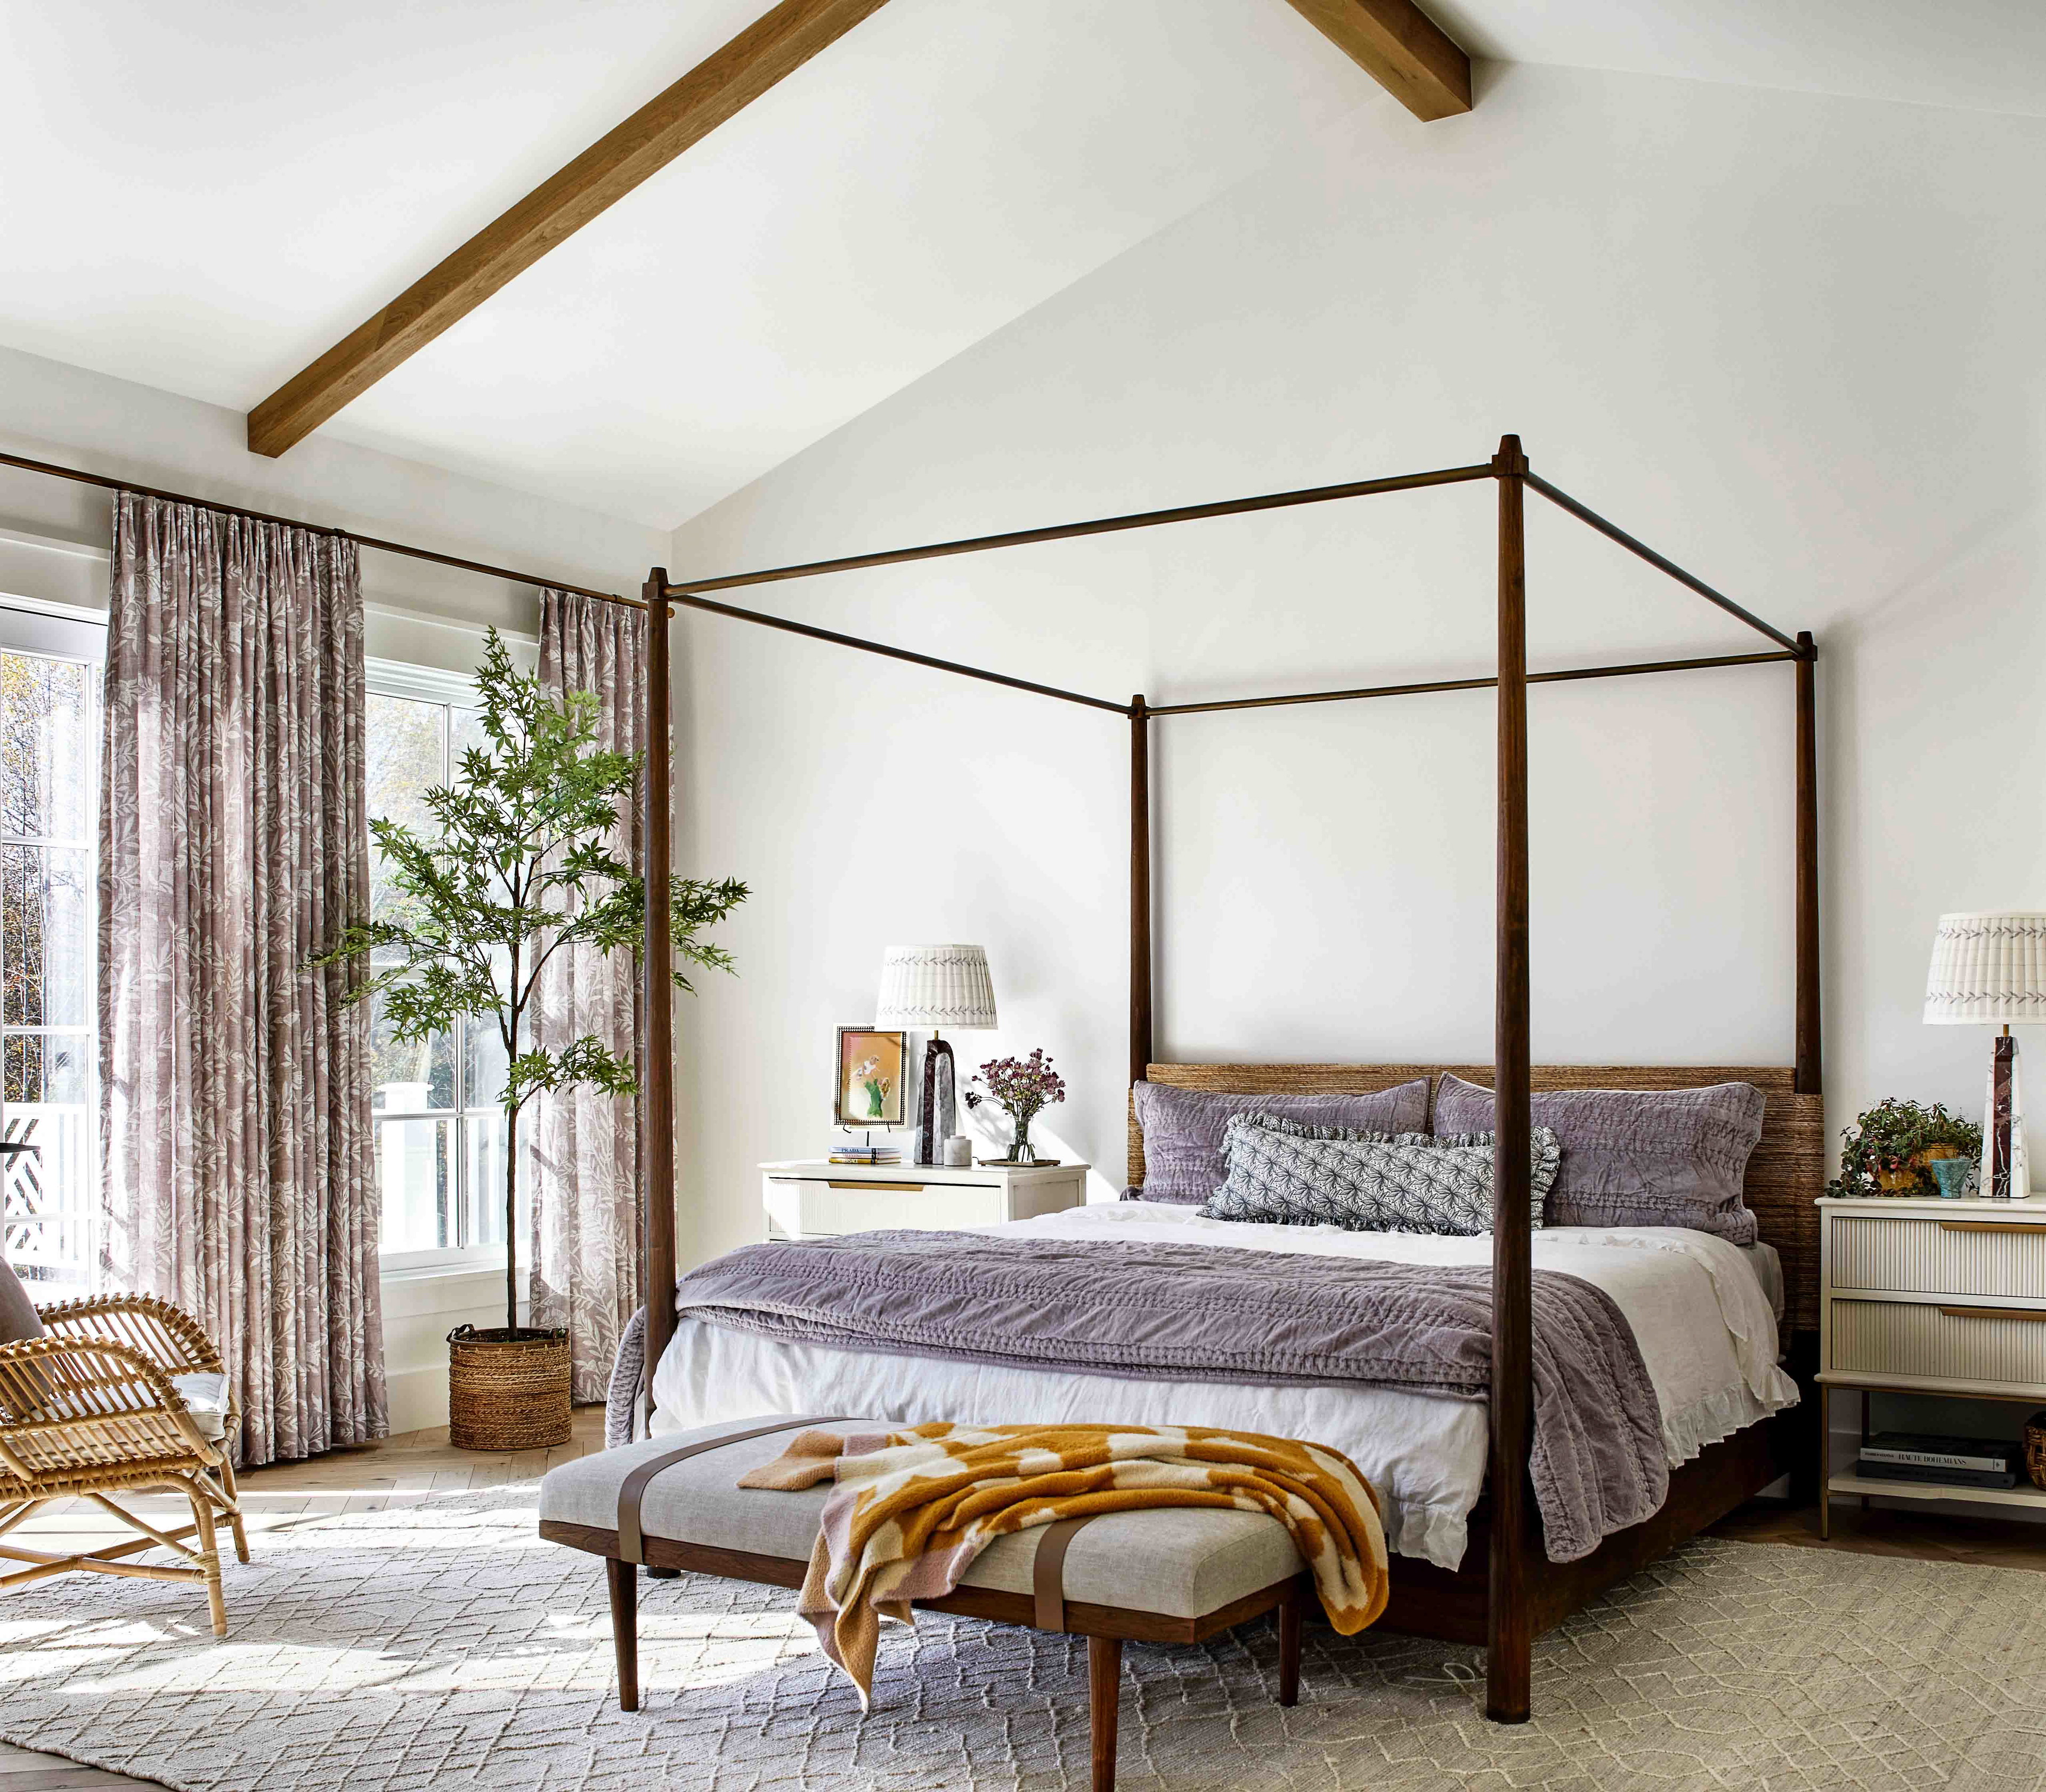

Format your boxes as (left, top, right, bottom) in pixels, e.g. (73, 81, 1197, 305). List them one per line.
(616, 1416, 832, 1565)
(1031, 1515, 1101, 1632)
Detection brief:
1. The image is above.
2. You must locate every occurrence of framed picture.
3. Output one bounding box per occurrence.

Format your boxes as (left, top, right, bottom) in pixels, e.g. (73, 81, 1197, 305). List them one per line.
(834, 1027, 908, 1128)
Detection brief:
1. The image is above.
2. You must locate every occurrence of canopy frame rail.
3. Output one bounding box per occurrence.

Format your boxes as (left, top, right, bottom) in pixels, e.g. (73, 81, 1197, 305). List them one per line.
(635, 435, 1820, 1732)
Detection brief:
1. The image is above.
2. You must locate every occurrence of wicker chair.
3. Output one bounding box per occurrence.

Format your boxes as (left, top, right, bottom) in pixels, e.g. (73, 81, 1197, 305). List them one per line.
(0, 1295, 249, 1636)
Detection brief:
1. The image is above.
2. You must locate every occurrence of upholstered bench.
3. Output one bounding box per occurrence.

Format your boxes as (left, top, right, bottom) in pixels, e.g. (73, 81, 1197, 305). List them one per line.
(538, 1416, 1310, 1791)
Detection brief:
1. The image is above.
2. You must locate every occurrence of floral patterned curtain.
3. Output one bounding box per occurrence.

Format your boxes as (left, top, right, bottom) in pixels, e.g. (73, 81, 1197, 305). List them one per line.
(530, 589, 645, 1402)
(98, 492, 383, 1465)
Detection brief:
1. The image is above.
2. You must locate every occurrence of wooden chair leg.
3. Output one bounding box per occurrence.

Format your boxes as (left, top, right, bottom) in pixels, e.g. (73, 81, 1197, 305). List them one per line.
(185, 1486, 227, 1638)
(1089, 1635, 1122, 1792)
(1277, 1582, 1302, 1708)
(607, 1558, 640, 1712)
(217, 1456, 250, 1564)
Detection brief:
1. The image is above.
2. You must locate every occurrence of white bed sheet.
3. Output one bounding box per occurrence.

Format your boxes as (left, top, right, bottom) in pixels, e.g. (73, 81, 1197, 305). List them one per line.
(650, 1202, 1799, 1570)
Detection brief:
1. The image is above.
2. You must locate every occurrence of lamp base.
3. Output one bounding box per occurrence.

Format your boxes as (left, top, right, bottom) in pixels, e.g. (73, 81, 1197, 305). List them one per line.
(916, 1036, 956, 1168)
(1985, 1032, 2029, 1199)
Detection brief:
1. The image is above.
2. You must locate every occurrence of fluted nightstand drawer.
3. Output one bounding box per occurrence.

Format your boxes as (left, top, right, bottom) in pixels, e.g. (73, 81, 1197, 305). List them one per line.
(1830, 1212, 2046, 1298)
(760, 1160, 1089, 1242)
(766, 1180, 1009, 1238)
(1831, 1295, 2046, 1392)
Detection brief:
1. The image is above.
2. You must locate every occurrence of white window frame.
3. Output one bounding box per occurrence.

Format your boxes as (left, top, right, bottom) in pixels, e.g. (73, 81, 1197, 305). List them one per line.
(364, 657, 512, 1276)
(0, 595, 107, 1298)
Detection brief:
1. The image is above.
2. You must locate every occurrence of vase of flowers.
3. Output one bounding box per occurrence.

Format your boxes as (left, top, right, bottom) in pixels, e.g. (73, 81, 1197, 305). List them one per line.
(969, 1049, 1067, 1164)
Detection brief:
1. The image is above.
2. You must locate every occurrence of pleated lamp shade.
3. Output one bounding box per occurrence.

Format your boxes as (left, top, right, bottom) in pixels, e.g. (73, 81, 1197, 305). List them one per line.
(1924, 912, 2046, 1025)
(874, 945, 998, 1030)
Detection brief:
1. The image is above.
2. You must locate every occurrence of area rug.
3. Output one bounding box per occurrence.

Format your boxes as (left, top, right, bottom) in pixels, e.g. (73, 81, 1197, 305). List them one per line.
(4, 1486, 2044, 1791)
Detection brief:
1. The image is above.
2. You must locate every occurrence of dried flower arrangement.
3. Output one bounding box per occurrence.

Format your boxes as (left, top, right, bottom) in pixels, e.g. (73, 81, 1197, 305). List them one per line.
(966, 1048, 1068, 1162)
(1826, 1098, 1982, 1198)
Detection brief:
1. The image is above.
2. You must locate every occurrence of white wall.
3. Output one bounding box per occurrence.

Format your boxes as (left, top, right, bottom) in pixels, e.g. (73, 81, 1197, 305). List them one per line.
(667, 61, 2046, 1270)
(0, 344, 668, 1431)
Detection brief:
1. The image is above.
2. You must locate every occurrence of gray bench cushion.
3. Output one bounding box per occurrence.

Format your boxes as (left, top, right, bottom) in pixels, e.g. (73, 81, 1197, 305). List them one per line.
(539, 1416, 1304, 1622)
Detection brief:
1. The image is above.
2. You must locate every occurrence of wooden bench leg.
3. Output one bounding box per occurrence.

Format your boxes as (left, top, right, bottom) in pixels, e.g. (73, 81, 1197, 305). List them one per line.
(1277, 1582, 1301, 1708)
(1089, 1636, 1121, 1792)
(607, 1558, 640, 1712)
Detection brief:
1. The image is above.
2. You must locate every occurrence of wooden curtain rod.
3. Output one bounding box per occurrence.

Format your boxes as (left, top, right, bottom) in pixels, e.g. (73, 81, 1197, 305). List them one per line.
(1145, 648, 1798, 717)
(0, 448, 640, 610)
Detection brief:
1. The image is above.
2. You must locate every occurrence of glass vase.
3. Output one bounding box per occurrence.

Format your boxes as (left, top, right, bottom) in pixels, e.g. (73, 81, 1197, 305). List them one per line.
(1010, 1114, 1037, 1165)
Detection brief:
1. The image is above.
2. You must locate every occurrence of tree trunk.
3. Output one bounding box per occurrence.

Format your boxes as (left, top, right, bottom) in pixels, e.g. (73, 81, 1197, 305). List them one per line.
(505, 1101, 519, 1336)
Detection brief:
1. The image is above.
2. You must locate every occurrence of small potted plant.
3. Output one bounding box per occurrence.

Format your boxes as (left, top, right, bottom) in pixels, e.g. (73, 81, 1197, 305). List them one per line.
(968, 1049, 1067, 1164)
(1827, 1098, 1983, 1199)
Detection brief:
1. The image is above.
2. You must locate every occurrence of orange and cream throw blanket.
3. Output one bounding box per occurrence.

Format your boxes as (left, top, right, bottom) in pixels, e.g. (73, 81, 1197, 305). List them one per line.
(738, 1421, 1390, 1702)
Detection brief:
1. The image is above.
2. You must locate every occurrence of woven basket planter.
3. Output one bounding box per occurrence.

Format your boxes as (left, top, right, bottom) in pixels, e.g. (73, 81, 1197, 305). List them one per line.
(446, 1326, 571, 1453)
(2025, 1412, 2046, 1493)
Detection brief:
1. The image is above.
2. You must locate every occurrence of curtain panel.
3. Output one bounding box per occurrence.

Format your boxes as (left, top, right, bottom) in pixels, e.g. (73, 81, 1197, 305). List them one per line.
(99, 492, 384, 1465)
(530, 589, 646, 1402)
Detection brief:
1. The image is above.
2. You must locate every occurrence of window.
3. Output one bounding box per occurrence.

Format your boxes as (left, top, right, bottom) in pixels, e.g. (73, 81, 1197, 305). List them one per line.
(0, 603, 104, 1298)
(365, 661, 512, 1270)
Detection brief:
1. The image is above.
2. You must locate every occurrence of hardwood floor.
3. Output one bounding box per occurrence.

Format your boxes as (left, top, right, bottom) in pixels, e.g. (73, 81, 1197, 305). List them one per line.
(6, 1406, 2044, 1789)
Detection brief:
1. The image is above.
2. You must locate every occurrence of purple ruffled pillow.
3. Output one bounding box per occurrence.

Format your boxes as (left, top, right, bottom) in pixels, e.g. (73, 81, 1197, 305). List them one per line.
(1432, 1073, 1765, 1243)
(1130, 1078, 1431, 1206)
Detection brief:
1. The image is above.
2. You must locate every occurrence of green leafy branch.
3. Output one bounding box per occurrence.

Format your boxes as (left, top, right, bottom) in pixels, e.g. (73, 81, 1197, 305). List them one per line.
(313, 628, 747, 1335)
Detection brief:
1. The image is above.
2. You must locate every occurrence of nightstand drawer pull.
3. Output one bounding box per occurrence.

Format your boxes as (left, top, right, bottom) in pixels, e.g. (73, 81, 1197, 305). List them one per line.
(1937, 1221, 2044, 1234)
(1938, 1305, 2046, 1323)
(827, 1180, 924, 1192)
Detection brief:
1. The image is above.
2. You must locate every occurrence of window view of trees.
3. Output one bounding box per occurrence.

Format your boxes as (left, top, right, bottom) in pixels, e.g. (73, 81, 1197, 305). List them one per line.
(0, 646, 99, 1291)
(366, 689, 509, 1257)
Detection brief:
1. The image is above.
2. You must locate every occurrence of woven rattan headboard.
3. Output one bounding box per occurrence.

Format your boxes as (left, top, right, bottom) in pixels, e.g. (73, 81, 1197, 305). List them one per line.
(1128, 1063, 1824, 1332)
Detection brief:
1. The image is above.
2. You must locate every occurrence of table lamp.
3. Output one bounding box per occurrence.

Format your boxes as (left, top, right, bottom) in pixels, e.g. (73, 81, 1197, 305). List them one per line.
(874, 945, 998, 1165)
(1923, 910, 2046, 1199)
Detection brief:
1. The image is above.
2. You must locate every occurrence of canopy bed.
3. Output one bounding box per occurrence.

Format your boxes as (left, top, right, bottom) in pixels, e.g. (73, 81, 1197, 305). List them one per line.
(627, 434, 1824, 1725)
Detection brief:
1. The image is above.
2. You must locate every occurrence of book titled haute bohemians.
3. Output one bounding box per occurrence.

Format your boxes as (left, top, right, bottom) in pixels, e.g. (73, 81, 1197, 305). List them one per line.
(1855, 1432, 2023, 1489)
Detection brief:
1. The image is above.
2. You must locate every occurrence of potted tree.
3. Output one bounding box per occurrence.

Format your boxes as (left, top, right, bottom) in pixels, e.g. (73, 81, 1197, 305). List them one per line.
(319, 630, 745, 1449)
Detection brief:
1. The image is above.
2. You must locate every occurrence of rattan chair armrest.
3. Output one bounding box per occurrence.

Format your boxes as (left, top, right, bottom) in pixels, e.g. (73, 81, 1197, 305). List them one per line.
(0, 1333, 216, 1462)
(35, 1294, 224, 1375)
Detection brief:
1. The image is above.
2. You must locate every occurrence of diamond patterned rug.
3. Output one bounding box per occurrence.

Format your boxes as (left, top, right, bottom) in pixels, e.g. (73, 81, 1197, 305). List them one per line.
(3, 1487, 2043, 1790)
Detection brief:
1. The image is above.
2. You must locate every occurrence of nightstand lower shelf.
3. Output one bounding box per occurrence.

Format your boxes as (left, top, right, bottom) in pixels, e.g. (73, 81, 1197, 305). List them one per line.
(1826, 1472, 2046, 1512)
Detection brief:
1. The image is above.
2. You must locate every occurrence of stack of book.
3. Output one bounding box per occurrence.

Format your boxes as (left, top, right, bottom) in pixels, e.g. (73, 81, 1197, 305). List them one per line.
(1853, 1431, 2024, 1490)
(827, 1144, 903, 1166)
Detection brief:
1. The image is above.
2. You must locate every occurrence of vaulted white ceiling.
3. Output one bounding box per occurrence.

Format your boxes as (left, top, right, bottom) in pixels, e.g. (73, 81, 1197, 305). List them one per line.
(5, 0, 2044, 531)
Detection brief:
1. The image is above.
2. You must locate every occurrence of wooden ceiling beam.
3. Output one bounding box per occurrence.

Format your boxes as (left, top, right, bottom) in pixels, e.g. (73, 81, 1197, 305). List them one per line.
(1277, 0, 1471, 121)
(247, 0, 892, 458)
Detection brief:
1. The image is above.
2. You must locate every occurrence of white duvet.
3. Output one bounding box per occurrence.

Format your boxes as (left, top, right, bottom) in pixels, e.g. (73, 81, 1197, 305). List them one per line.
(649, 1201, 1799, 1569)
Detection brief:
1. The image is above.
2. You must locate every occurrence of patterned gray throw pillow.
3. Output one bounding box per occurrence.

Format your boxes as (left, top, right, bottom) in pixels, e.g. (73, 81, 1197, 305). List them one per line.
(1432, 1074, 1765, 1244)
(1201, 1116, 1562, 1235)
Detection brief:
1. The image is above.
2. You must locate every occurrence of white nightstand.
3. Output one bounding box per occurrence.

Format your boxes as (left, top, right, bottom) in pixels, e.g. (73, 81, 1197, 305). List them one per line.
(1817, 1193, 2046, 1535)
(761, 1158, 1090, 1242)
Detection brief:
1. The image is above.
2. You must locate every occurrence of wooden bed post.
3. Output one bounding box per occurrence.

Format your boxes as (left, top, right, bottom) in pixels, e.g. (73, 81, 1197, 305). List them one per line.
(642, 570, 678, 1423)
(1489, 436, 1534, 1724)
(1795, 633, 1821, 1097)
(1130, 696, 1153, 1088)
